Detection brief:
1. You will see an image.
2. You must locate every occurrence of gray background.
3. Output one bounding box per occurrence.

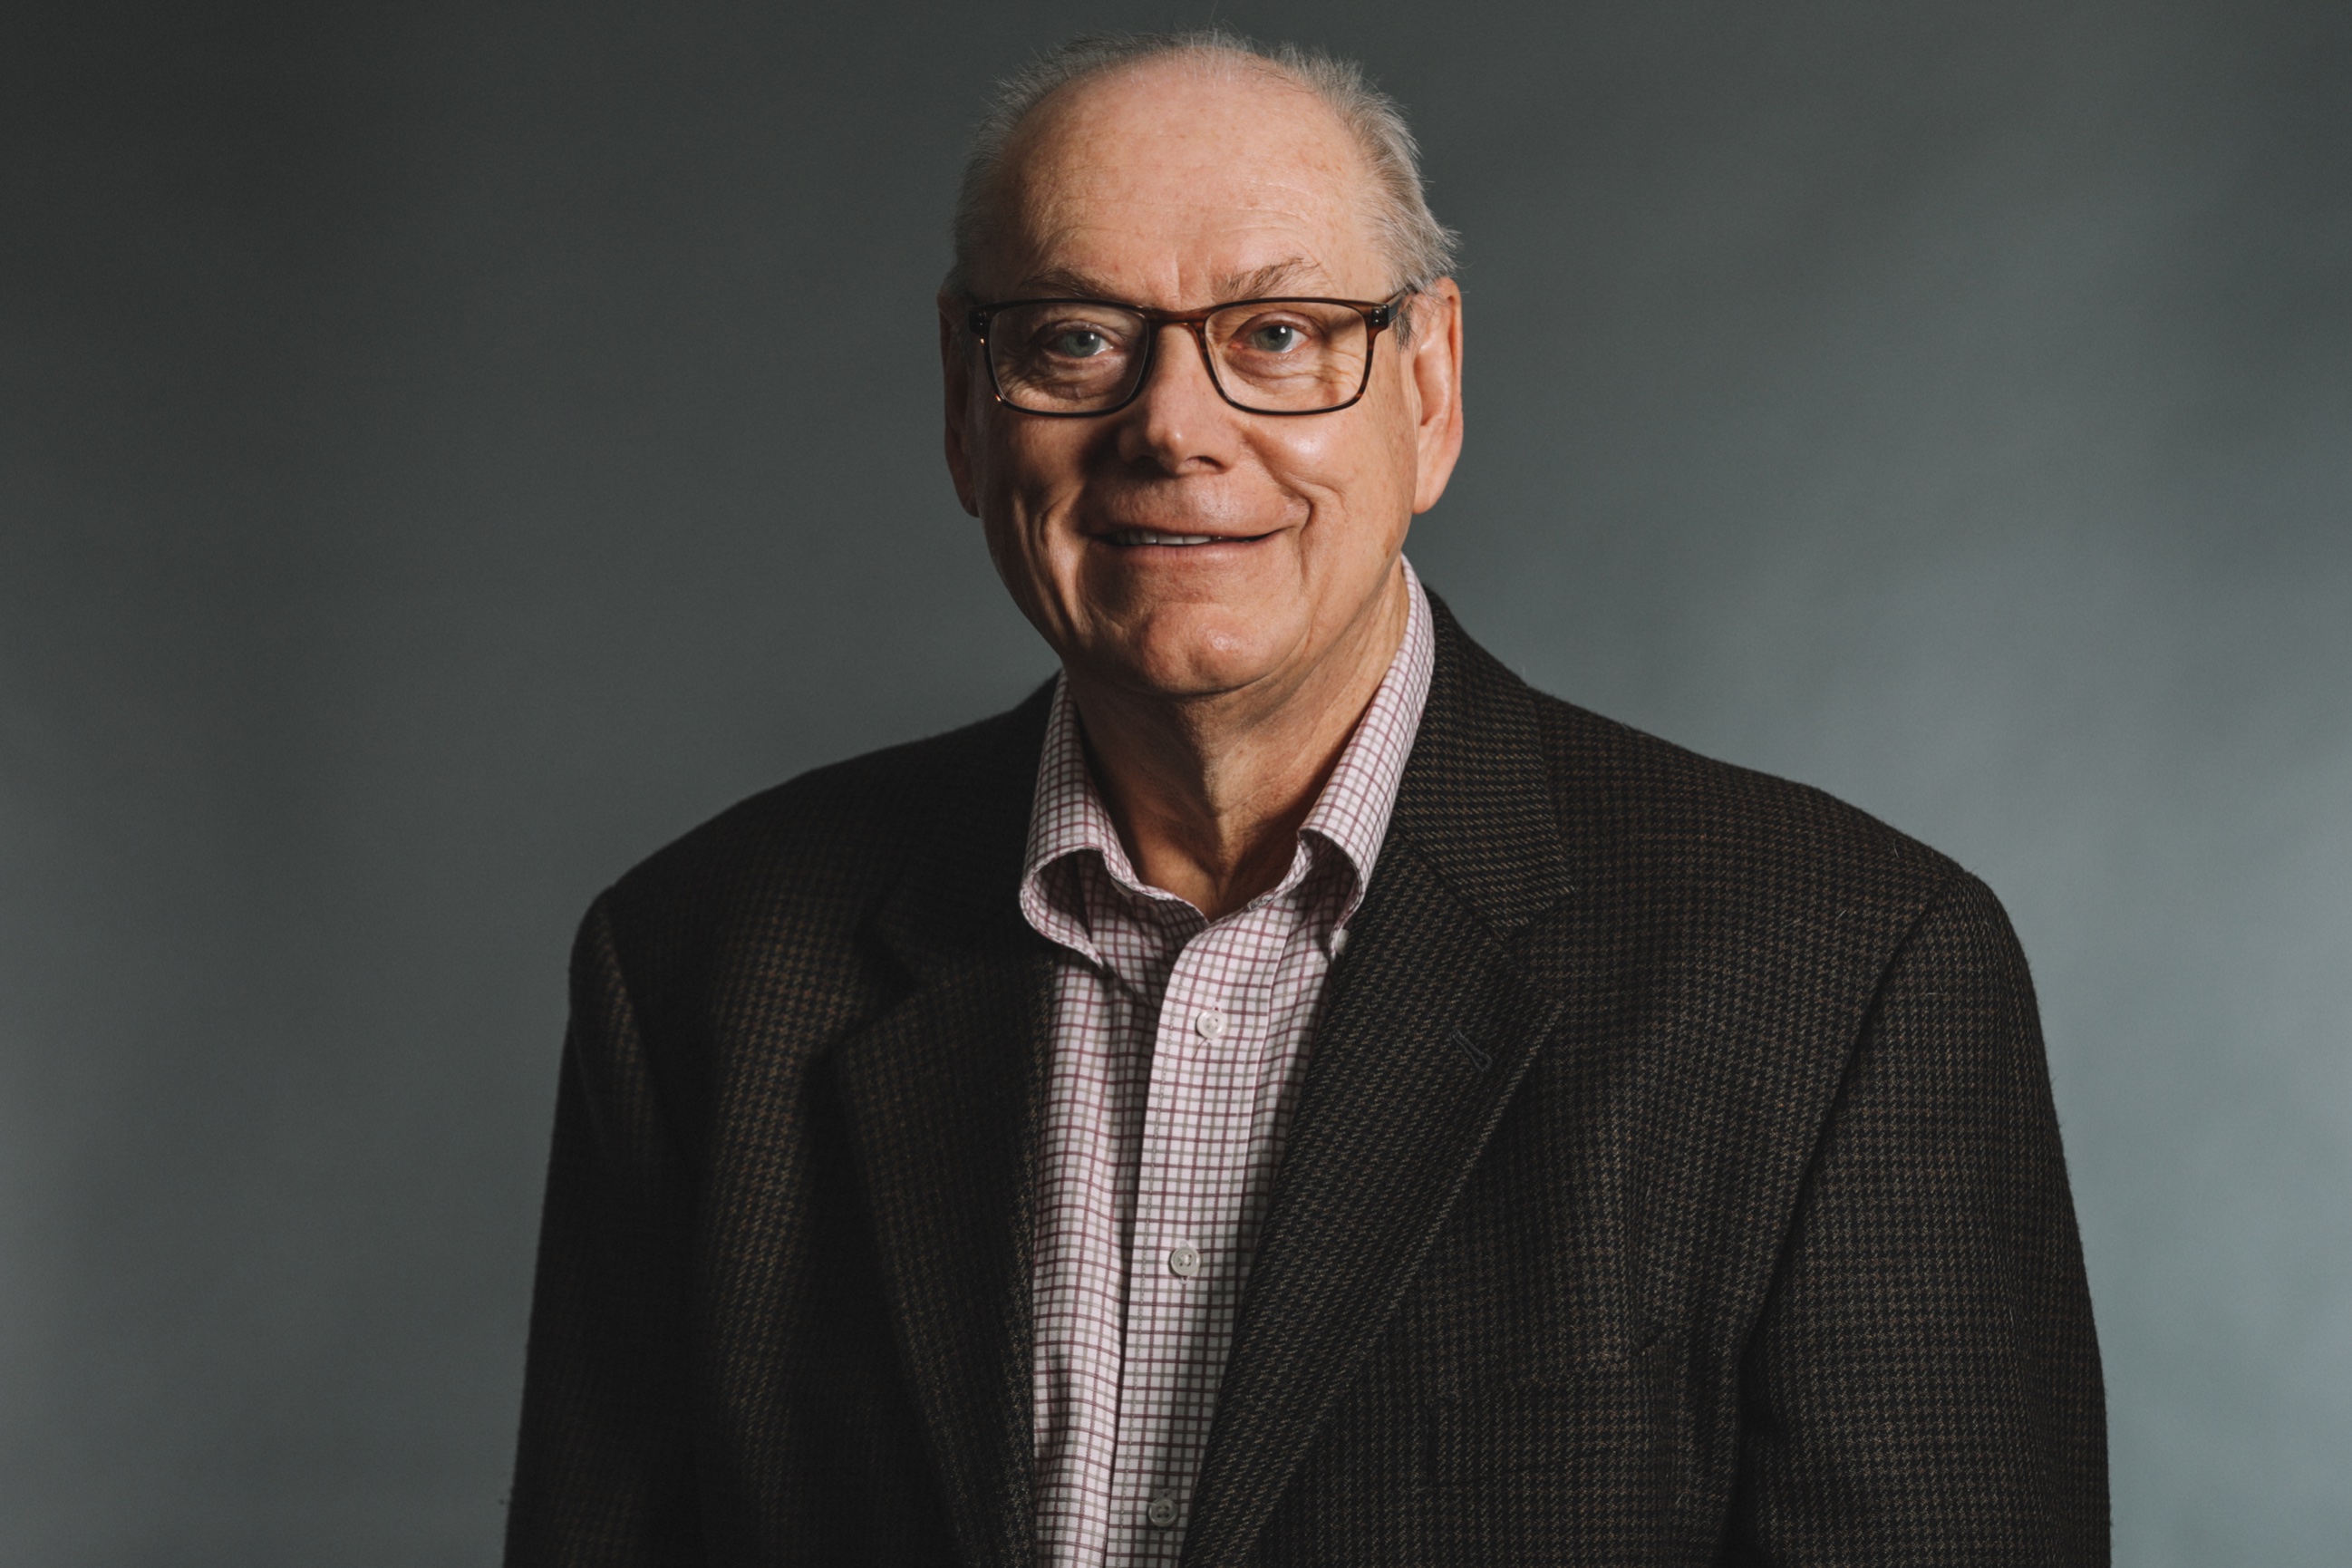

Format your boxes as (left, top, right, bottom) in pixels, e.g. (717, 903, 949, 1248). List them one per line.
(4, 0, 2346, 1562)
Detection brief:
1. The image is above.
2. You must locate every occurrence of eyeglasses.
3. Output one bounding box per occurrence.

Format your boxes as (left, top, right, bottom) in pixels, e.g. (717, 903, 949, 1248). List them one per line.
(965, 289, 1415, 417)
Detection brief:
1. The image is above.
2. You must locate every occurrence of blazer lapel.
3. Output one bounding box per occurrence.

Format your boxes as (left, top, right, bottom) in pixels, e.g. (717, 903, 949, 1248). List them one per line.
(1184, 601, 1579, 1568)
(828, 693, 1053, 1568)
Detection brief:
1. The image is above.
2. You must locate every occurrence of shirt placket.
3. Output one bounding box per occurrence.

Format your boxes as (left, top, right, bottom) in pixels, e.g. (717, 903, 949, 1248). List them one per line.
(1110, 912, 1263, 1563)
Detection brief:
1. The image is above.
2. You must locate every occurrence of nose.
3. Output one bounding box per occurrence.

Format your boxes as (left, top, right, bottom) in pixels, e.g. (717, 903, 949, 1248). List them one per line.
(1114, 322, 1238, 471)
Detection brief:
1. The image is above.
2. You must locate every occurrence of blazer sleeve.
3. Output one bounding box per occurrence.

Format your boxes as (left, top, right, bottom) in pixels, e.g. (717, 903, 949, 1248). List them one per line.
(506, 895, 703, 1567)
(1726, 873, 2108, 1564)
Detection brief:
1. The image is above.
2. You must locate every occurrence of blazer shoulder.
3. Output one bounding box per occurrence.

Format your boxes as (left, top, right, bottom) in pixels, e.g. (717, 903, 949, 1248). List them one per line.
(1526, 685, 1965, 922)
(596, 684, 1051, 963)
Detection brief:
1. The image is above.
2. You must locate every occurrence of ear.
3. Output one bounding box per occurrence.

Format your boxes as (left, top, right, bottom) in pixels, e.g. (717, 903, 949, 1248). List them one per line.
(939, 293, 982, 518)
(1404, 278, 1465, 516)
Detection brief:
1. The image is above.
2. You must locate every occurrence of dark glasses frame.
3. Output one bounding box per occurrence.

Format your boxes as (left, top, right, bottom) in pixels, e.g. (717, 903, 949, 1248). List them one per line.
(964, 288, 1416, 417)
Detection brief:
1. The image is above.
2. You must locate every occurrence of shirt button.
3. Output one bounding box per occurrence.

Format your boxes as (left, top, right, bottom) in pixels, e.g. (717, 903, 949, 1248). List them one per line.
(1329, 927, 1350, 957)
(1194, 1009, 1226, 1039)
(1167, 1244, 1202, 1277)
(1146, 1495, 1179, 1528)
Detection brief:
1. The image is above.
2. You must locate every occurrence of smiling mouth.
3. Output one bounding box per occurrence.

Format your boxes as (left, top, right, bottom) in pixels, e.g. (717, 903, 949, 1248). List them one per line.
(1103, 530, 1268, 547)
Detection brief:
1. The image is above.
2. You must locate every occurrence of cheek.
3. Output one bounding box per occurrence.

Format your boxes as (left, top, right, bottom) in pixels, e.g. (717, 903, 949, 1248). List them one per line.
(1261, 418, 1416, 541)
(986, 420, 1091, 516)
(1270, 349, 1420, 493)
(977, 436, 1100, 624)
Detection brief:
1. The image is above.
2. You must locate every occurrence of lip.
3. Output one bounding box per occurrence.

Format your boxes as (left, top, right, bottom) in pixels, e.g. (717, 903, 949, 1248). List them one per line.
(1088, 528, 1276, 548)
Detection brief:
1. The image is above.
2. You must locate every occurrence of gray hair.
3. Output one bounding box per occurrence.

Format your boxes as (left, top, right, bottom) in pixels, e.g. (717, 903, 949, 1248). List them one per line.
(944, 31, 1458, 334)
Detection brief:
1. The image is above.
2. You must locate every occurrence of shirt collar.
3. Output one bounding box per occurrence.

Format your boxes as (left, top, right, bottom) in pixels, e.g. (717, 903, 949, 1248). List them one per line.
(1018, 560, 1436, 958)
(1295, 558, 1434, 905)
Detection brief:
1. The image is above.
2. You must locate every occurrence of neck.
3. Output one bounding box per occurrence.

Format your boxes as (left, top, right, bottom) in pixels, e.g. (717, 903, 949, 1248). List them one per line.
(1063, 564, 1411, 921)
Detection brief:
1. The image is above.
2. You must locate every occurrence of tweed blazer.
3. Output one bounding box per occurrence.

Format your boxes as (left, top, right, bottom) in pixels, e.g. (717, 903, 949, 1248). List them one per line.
(506, 599, 2106, 1567)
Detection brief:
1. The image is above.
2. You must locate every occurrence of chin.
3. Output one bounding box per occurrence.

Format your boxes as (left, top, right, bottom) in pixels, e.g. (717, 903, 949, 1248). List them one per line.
(1104, 603, 1300, 699)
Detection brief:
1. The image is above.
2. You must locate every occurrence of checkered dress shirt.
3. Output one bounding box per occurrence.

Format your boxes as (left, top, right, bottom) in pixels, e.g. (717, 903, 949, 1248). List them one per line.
(1019, 563, 1436, 1568)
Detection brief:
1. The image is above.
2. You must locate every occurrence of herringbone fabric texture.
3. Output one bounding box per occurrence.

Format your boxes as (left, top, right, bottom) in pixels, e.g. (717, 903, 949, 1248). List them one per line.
(506, 598, 2106, 1567)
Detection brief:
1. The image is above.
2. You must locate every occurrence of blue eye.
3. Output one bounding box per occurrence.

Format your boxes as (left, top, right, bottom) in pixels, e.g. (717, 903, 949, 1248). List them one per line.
(1050, 329, 1109, 358)
(1249, 323, 1304, 353)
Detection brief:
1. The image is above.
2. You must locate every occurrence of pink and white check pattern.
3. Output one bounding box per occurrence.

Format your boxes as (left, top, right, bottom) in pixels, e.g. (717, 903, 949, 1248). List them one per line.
(1021, 564, 1435, 1568)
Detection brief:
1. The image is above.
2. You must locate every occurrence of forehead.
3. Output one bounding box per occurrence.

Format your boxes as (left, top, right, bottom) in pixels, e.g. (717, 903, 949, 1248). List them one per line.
(986, 56, 1386, 299)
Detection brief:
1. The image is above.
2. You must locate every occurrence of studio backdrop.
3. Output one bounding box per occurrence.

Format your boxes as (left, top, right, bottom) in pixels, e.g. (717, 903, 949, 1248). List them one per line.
(3, 1, 2347, 1563)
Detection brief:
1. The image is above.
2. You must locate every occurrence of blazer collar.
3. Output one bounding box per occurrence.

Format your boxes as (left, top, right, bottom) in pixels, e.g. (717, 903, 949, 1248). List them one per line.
(868, 684, 1055, 983)
(1385, 592, 1573, 937)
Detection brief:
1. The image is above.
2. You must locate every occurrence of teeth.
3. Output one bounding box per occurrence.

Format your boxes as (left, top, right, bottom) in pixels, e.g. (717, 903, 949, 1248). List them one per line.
(1110, 531, 1218, 546)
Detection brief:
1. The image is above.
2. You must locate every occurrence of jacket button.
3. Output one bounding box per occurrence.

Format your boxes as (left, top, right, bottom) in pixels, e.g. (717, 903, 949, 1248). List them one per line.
(1146, 1495, 1179, 1528)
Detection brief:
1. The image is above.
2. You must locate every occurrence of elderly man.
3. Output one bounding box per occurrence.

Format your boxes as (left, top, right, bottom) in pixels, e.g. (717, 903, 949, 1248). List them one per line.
(506, 31, 2105, 1568)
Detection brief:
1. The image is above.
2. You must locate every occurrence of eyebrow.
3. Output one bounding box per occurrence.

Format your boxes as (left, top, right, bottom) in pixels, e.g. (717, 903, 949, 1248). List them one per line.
(1004, 256, 1335, 305)
(1215, 258, 1329, 299)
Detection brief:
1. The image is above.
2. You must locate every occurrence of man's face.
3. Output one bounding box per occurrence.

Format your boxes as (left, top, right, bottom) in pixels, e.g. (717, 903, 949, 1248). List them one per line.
(942, 58, 1464, 704)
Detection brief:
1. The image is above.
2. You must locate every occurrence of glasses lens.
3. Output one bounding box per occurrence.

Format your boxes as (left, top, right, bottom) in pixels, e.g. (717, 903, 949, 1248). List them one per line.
(1205, 301, 1372, 411)
(987, 302, 1149, 413)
